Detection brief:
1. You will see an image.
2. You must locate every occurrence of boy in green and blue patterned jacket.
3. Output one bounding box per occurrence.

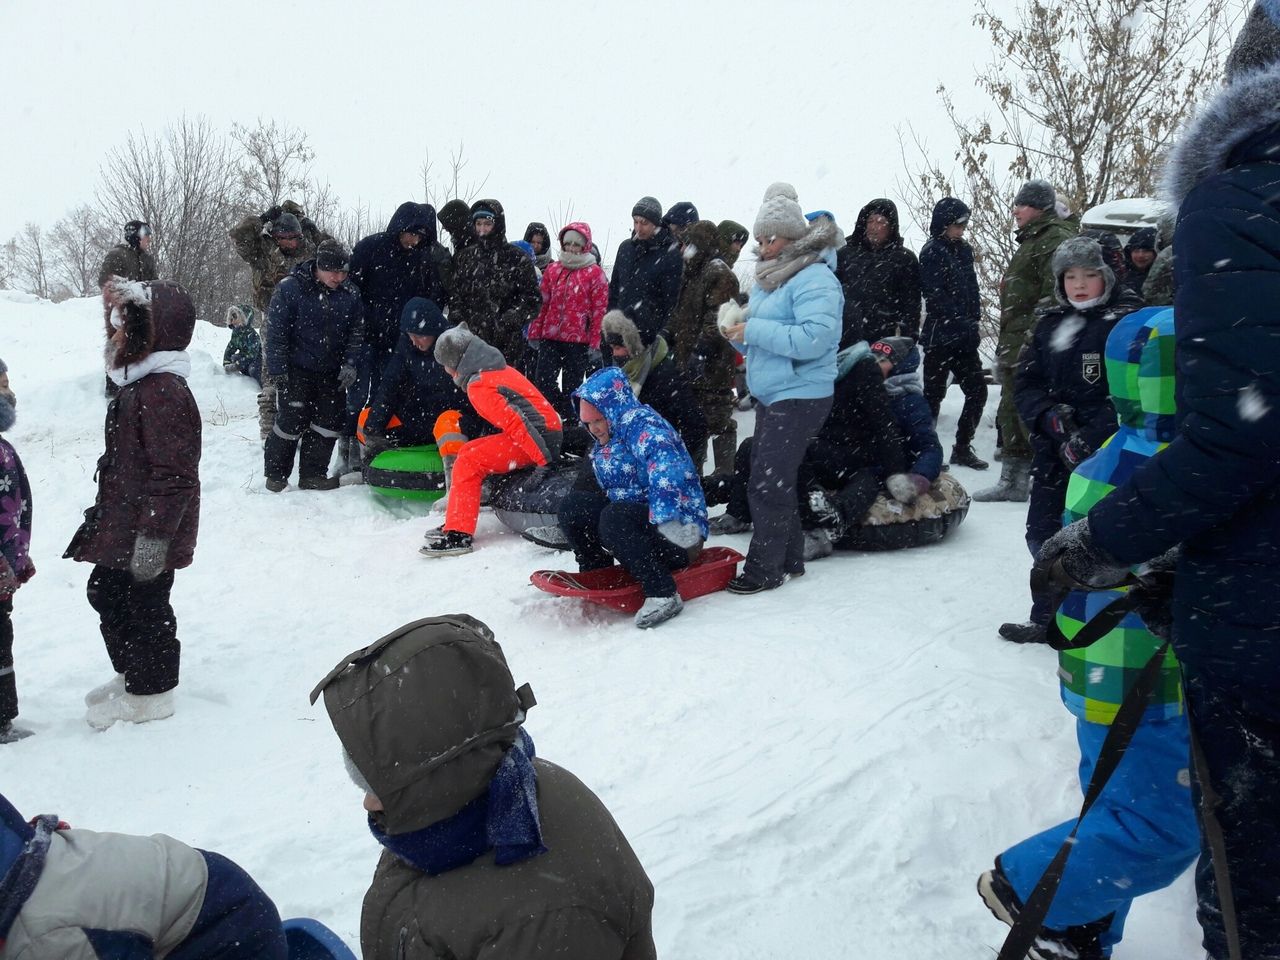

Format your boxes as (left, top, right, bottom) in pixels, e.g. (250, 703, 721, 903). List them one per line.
(978, 306, 1200, 959)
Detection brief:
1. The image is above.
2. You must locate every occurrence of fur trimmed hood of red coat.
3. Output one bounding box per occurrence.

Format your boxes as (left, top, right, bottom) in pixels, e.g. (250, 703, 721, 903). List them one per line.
(106, 280, 197, 367)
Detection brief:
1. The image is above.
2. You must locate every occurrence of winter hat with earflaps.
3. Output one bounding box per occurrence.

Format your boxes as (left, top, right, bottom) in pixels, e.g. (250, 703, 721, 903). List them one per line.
(1226, 0, 1280, 79)
(1050, 236, 1116, 307)
(753, 182, 809, 241)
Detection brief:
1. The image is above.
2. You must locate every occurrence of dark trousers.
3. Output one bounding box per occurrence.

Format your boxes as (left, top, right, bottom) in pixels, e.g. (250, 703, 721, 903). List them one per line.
(1025, 461, 1070, 624)
(87, 565, 179, 696)
(0, 599, 15, 724)
(167, 851, 287, 960)
(264, 368, 345, 482)
(744, 397, 832, 585)
(923, 339, 988, 446)
(534, 341, 590, 423)
(1182, 661, 1280, 960)
(346, 343, 392, 435)
(730, 437, 884, 535)
(558, 490, 690, 598)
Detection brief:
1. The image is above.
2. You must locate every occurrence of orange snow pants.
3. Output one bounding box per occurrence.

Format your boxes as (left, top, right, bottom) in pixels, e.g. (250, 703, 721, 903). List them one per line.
(444, 433, 540, 535)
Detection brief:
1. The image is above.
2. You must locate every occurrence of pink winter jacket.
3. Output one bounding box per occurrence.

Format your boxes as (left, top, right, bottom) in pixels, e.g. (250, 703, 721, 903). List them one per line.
(528, 221, 608, 348)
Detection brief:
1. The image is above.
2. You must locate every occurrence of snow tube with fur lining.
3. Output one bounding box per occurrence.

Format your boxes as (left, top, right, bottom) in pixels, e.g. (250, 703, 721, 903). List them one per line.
(834, 472, 970, 551)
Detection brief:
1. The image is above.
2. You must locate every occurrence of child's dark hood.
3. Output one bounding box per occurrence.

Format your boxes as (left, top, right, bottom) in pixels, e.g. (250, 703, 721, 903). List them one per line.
(853, 198, 903, 248)
(928, 197, 971, 239)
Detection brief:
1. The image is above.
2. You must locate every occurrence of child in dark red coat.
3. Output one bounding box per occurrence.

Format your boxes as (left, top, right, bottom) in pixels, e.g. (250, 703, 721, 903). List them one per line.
(65, 279, 202, 730)
(0, 358, 35, 743)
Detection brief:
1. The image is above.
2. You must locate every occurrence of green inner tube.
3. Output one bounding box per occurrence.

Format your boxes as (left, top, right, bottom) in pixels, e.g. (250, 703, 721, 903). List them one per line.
(363, 444, 447, 502)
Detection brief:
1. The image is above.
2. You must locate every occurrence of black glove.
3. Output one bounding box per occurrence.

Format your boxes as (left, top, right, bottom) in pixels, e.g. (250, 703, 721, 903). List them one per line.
(1035, 517, 1133, 594)
(1126, 546, 1180, 639)
(261, 205, 282, 224)
(1058, 433, 1093, 469)
(337, 365, 358, 391)
(1040, 403, 1077, 442)
(363, 431, 390, 458)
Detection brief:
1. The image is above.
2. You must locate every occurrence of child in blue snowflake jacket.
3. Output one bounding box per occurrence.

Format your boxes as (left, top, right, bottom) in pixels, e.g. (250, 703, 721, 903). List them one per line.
(0, 358, 34, 742)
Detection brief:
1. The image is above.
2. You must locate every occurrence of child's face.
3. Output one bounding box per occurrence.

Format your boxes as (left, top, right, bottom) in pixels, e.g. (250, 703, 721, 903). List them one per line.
(228, 314, 244, 328)
(0, 371, 13, 407)
(1063, 267, 1106, 303)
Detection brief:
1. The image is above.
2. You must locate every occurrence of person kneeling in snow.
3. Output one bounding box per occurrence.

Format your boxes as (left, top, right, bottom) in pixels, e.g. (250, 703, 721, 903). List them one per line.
(558, 366, 708, 629)
(222, 304, 263, 386)
(423, 325, 563, 557)
(869, 336, 944, 503)
(0, 790, 288, 959)
(311, 615, 656, 959)
(65, 279, 201, 731)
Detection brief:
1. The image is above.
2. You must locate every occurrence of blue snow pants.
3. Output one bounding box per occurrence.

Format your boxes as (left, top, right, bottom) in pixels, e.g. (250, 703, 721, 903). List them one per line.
(1000, 713, 1200, 953)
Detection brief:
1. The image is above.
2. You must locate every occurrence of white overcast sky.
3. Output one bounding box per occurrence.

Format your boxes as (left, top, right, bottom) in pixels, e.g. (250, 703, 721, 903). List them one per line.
(2, 0, 1037, 252)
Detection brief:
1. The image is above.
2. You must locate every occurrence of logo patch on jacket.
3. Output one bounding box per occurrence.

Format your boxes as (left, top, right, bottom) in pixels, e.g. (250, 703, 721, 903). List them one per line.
(1081, 353, 1101, 384)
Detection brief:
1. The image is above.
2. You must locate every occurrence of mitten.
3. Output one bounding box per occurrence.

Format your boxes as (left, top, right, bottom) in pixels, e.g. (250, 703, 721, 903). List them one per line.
(362, 432, 389, 458)
(1058, 434, 1093, 469)
(1035, 517, 1131, 591)
(337, 365, 358, 390)
(717, 299, 746, 334)
(886, 473, 931, 504)
(129, 536, 169, 582)
(658, 519, 703, 549)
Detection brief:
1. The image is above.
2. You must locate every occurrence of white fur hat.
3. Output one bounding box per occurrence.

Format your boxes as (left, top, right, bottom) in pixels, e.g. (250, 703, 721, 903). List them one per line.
(753, 182, 808, 241)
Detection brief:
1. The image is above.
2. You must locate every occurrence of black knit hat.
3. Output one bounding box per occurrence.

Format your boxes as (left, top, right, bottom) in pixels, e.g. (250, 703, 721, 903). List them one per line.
(315, 240, 351, 272)
(437, 199, 472, 235)
(268, 212, 303, 238)
(400, 297, 447, 337)
(1013, 179, 1056, 211)
(631, 196, 663, 226)
(662, 202, 699, 228)
(124, 219, 152, 246)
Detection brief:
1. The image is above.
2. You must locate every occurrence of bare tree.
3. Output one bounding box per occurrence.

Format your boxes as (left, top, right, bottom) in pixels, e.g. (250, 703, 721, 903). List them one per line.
(50, 205, 111, 298)
(420, 142, 489, 209)
(97, 116, 247, 321)
(898, 0, 1246, 347)
(0, 240, 16, 290)
(232, 118, 339, 228)
(12, 223, 53, 300)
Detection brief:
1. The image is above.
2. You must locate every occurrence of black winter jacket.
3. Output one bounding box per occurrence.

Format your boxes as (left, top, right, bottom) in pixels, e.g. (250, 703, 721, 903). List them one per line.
(919, 199, 981, 351)
(266, 260, 364, 377)
(349, 202, 444, 355)
(365, 335, 468, 435)
(807, 349, 906, 480)
(448, 200, 542, 361)
(1013, 284, 1144, 474)
(835, 200, 922, 348)
(1088, 68, 1280, 685)
(607, 230, 683, 346)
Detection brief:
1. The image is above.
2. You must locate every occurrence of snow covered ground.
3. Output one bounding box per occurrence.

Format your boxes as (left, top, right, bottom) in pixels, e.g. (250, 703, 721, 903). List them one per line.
(1, 291, 1200, 958)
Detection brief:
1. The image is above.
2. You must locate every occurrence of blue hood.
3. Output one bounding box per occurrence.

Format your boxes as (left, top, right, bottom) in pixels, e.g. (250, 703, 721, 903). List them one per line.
(386, 202, 438, 247)
(575, 366, 641, 431)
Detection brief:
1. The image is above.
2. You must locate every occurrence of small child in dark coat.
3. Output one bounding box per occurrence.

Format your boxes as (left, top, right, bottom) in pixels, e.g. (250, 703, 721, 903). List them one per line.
(1003, 237, 1144, 643)
(870, 337, 945, 504)
(0, 358, 35, 742)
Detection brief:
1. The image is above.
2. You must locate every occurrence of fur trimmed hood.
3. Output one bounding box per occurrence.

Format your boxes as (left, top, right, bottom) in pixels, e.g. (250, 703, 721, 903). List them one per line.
(1162, 61, 1280, 205)
(106, 280, 196, 368)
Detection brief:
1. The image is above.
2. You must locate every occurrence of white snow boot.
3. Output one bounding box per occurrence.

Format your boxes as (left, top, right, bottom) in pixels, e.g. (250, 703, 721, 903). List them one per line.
(86, 690, 175, 731)
(634, 595, 683, 629)
(83, 673, 126, 707)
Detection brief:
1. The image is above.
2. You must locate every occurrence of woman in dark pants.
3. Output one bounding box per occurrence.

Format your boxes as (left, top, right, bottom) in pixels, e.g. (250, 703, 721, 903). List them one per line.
(719, 185, 843, 593)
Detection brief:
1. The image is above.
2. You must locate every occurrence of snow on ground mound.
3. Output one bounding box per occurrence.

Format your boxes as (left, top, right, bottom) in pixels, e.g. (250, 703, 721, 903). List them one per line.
(1, 294, 1199, 957)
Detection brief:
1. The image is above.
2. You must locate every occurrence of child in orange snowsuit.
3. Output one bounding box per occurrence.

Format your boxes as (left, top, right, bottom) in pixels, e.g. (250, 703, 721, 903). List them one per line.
(422, 325, 562, 556)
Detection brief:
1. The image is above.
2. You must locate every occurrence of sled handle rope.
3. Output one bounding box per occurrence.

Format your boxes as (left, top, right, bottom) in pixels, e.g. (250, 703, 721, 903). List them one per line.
(534, 570, 588, 591)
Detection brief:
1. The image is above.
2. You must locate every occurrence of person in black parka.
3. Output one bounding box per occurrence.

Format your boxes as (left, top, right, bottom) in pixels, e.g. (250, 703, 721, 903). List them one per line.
(1036, 8, 1280, 955)
(606, 196, 684, 346)
(346, 202, 445, 461)
(1122, 226, 1158, 296)
(919, 197, 989, 470)
(361, 297, 471, 456)
(448, 200, 542, 367)
(1006, 237, 1143, 644)
(835, 199, 922, 347)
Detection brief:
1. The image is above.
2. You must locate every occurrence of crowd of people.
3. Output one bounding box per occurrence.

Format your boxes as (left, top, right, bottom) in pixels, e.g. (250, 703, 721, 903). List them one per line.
(3, 6, 1280, 958)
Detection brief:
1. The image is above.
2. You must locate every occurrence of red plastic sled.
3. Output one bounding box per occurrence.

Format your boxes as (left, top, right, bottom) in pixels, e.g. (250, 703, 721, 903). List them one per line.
(530, 546, 745, 614)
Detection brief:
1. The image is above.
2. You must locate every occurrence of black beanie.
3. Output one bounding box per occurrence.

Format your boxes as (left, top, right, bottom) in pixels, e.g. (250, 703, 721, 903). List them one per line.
(870, 337, 916, 368)
(400, 297, 448, 337)
(631, 196, 663, 226)
(315, 240, 351, 272)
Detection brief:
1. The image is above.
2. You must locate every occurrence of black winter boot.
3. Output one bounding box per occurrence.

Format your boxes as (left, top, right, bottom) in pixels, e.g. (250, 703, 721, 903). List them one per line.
(998, 621, 1049, 644)
(978, 860, 1112, 960)
(298, 475, 340, 491)
(950, 443, 989, 470)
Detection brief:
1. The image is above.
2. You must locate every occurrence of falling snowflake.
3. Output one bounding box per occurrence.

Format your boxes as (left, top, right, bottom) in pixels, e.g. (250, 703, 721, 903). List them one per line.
(1238, 383, 1271, 423)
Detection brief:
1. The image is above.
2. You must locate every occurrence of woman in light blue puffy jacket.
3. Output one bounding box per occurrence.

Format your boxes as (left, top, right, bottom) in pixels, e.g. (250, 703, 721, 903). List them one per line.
(720, 185, 843, 592)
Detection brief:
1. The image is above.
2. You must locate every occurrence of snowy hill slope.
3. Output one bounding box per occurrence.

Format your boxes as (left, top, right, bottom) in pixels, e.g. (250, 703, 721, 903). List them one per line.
(0, 291, 1199, 958)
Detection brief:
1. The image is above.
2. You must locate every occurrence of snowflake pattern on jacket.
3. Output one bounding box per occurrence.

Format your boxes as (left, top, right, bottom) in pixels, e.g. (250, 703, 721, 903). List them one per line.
(575, 366, 709, 537)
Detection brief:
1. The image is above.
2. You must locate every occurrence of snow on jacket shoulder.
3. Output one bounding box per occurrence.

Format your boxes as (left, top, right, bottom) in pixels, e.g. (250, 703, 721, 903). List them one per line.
(576, 366, 708, 537)
(265, 260, 364, 377)
(528, 224, 608, 347)
(739, 251, 842, 407)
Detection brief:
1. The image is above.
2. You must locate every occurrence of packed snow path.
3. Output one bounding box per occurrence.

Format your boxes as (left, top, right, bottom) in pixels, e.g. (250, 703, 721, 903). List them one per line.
(1, 291, 1199, 958)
